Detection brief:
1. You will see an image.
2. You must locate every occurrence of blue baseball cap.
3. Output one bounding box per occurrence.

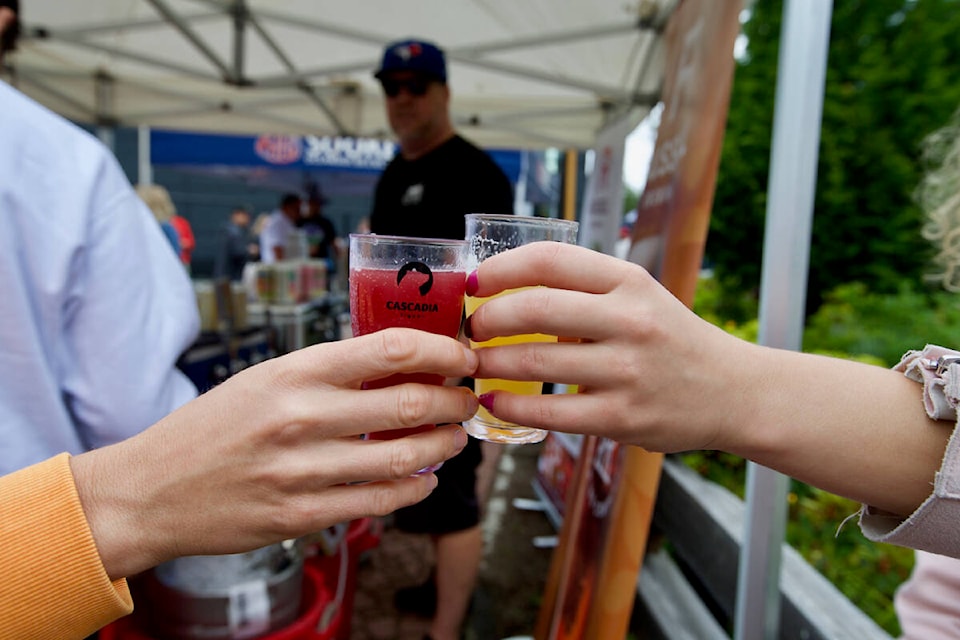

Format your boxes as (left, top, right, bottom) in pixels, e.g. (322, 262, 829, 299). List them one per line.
(374, 39, 447, 83)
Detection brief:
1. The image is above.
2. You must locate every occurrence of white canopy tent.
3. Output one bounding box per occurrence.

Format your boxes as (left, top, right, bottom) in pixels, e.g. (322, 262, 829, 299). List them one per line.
(3, 0, 676, 150)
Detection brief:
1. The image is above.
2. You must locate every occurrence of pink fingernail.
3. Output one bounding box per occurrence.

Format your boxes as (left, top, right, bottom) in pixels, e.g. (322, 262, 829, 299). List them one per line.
(465, 271, 479, 296)
(478, 392, 495, 413)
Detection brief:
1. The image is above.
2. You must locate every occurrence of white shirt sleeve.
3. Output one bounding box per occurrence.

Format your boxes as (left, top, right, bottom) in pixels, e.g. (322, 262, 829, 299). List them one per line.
(259, 213, 286, 264)
(859, 345, 960, 558)
(0, 83, 200, 473)
(59, 162, 200, 451)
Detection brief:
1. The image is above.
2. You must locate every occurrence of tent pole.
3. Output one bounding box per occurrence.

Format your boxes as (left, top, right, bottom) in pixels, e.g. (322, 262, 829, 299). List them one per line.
(734, 1, 832, 638)
(94, 71, 115, 152)
(231, 0, 247, 83)
(562, 149, 578, 221)
(138, 125, 153, 186)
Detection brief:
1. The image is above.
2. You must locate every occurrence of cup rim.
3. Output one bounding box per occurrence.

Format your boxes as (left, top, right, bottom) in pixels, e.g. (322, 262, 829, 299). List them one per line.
(349, 233, 467, 247)
(464, 214, 579, 229)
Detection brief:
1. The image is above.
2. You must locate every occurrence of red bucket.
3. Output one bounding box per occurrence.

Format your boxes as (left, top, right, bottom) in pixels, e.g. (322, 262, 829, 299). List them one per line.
(305, 517, 382, 640)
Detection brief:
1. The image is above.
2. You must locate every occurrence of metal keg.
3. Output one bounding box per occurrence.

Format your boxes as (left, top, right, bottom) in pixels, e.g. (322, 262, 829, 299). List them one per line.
(142, 542, 304, 640)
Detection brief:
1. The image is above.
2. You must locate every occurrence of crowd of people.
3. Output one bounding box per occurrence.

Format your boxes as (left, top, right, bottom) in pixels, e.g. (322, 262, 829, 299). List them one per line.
(4, 0, 960, 638)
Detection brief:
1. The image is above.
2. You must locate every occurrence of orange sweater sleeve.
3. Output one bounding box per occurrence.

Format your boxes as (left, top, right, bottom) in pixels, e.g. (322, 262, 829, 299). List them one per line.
(0, 453, 133, 639)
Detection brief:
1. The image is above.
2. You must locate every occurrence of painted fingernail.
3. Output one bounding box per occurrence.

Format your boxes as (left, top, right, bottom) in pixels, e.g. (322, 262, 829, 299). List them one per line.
(478, 392, 495, 413)
(463, 314, 474, 340)
(465, 271, 479, 296)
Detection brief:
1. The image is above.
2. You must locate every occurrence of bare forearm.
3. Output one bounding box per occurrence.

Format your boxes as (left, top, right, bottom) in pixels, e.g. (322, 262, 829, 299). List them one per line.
(714, 346, 949, 517)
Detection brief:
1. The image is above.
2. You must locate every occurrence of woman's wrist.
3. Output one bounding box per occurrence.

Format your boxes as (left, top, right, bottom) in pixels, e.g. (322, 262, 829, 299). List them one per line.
(71, 442, 157, 581)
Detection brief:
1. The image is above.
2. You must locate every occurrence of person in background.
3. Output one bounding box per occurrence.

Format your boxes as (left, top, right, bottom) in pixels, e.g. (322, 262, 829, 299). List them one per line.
(170, 209, 196, 272)
(251, 210, 271, 256)
(369, 37, 514, 640)
(214, 204, 257, 282)
(1, 328, 478, 639)
(135, 183, 182, 260)
(299, 185, 339, 267)
(355, 216, 372, 234)
(0, 0, 199, 480)
(260, 192, 302, 264)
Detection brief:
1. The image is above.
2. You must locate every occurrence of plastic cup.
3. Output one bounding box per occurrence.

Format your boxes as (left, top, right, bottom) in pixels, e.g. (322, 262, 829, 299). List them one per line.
(463, 215, 579, 444)
(349, 234, 468, 472)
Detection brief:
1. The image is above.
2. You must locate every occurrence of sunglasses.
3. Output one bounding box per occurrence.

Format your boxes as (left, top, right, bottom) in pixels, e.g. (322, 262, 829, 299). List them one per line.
(380, 77, 431, 98)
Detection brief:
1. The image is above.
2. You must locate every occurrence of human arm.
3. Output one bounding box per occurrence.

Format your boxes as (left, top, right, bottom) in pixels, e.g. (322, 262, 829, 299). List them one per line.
(465, 242, 951, 520)
(73, 328, 477, 580)
(63, 173, 199, 451)
(0, 454, 133, 640)
(1, 329, 476, 639)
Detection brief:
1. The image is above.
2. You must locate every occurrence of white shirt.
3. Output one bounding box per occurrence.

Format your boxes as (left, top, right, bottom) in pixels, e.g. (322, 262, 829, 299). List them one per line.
(0, 82, 200, 475)
(259, 210, 296, 264)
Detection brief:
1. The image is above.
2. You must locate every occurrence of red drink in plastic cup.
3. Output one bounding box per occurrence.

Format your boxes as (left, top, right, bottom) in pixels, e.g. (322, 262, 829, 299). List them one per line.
(351, 268, 467, 440)
(348, 235, 467, 459)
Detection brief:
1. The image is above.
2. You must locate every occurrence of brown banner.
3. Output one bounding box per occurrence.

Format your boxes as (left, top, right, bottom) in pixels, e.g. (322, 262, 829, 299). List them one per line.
(535, 1, 743, 638)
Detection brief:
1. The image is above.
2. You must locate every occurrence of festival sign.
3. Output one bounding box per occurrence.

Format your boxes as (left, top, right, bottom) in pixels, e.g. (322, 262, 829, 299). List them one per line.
(151, 129, 397, 172)
(577, 116, 635, 255)
(535, 1, 744, 638)
(149, 129, 524, 185)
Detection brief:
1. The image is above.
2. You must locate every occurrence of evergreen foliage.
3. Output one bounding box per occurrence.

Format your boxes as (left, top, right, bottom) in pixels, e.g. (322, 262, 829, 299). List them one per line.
(708, 0, 960, 315)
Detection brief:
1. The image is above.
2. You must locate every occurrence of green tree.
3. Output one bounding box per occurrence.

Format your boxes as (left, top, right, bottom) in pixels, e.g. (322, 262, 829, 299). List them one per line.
(707, 0, 960, 317)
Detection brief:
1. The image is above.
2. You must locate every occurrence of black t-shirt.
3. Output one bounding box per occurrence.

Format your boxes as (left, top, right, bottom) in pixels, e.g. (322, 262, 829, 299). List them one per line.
(369, 134, 508, 532)
(370, 134, 514, 240)
(300, 214, 337, 259)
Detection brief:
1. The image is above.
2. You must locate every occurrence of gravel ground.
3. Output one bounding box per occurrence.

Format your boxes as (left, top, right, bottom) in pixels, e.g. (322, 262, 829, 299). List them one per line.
(469, 442, 558, 640)
(350, 440, 558, 640)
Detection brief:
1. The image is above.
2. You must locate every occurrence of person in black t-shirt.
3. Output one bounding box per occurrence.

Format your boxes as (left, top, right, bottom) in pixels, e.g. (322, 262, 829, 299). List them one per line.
(370, 43, 513, 241)
(369, 38, 513, 640)
(370, 134, 513, 239)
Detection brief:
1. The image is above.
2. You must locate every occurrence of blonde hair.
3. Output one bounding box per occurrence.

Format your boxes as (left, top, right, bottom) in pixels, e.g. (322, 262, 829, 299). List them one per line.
(918, 107, 960, 291)
(135, 183, 177, 224)
(252, 212, 272, 236)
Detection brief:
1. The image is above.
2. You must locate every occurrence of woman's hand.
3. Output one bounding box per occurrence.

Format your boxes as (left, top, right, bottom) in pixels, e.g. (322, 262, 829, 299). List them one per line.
(465, 242, 764, 454)
(72, 328, 478, 580)
(467, 242, 948, 518)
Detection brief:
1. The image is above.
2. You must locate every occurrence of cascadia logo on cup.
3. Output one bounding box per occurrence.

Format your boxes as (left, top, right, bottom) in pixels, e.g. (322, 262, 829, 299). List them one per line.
(396, 261, 434, 296)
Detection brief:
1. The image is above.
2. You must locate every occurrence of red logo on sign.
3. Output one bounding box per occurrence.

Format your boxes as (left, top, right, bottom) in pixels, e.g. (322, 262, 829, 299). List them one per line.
(254, 135, 302, 165)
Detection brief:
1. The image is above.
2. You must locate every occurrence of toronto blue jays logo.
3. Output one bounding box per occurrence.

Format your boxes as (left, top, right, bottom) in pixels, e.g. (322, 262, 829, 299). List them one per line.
(393, 42, 423, 61)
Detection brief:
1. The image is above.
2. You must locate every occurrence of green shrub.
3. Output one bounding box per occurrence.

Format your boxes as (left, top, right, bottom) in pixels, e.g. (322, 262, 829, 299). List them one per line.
(803, 281, 960, 366)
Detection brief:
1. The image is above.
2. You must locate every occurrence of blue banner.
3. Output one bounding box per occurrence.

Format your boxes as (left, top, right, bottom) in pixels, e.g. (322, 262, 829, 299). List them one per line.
(150, 129, 522, 183)
(151, 130, 396, 173)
